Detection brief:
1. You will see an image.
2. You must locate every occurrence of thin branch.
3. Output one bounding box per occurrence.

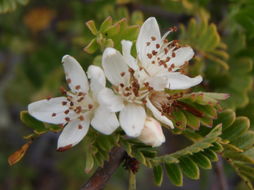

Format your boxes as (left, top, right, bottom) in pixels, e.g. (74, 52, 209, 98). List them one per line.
(213, 155, 229, 190)
(80, 147, 126, 190)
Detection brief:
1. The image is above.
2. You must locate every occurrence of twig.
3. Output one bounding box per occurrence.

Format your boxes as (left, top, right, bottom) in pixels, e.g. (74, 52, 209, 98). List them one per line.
(213, 155, 229, 190)
(80, 147, 126, 190)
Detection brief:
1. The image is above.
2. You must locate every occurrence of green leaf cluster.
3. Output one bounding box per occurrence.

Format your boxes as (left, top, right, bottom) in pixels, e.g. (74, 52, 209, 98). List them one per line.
(0, 0, 28, 14)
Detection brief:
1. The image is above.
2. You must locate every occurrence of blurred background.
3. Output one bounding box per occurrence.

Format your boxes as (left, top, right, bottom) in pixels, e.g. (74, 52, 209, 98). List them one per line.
(1, 0, 254, 189)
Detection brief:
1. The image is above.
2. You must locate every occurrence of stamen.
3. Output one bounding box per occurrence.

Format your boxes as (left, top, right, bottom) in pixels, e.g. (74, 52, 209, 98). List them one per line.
(78, 125, 83, 129)
(120, 72, 126, 77)
(79, 115, 84, 121)
(65, 117, 70, 122)
(75, 85, 81, 90)
(151, 36, 156, 41)
(52, 113, 56, 117)
(62, 101, 67, 105)
(66, 78, 71, 84)
(156, 44, 160, 49)
(64, 110, 69, 114)
(146, 42, 151, 46)
(46, 96, 52, 101)
(147, 53, 152, 59)
(88, 104, 93, 110)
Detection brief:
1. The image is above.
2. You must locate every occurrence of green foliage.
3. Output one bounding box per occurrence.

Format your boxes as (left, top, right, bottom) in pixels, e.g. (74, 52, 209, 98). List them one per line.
(149, 125, 222, 186)
(170, 92, 228, 132)
(0, 0, 28, 14)
(179, 18, 229, 70)
(84, 16, 141, 54)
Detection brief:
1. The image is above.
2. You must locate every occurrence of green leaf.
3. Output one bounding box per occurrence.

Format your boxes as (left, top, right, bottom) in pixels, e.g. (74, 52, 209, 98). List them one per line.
(191, 153, 212, 169)
(0, 0, 29, 14)
(179, 157, 200, 180)
(100, 16, 113, 32)
(221, 117, 250, 141)
(84, 153, 94, 174)
(165, 163, 183, 186)
(20, 111, 46, 134)
(172, 110, 187, 130)
(214, 109, 236, 130)
(86, 20, 98, 35)
(231, 131, 254, 150)
(153, 165, 164, 186)
(203, 149, 218, 162)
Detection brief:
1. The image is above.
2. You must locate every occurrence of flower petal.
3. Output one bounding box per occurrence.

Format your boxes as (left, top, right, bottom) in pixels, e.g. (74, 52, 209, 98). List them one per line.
(91, 106, 119, 135)
(168, 47, 194, 68)
(97, 88, 124, 112)
(102, 48, 130, 86)
(87, 65, 106, 96)
(57, 115, 90, 150)
(28, 97, 69, 124)
(136, 17, 161, 65)
(146, 97, 174, 128)
(145, 75, 169, 91)
(62, 55, 89, 93)
(166, 72, 203, 90)
(121, 40, 139, 70)
(119, 103, 146, 137)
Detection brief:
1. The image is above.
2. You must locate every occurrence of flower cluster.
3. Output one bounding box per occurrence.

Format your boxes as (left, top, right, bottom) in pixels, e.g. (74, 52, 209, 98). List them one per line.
(28, 17, 202, 150)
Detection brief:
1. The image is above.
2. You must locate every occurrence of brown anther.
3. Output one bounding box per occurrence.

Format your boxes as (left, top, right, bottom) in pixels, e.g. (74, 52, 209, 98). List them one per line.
(128, 68, 134, 74)
(65, 117, 70, 122)
(172, 52, 176, 57)
(164, 48, 169, 54)
(166, 57, 170, 62)
(79, 115, 84, 121)
(147, 53, 152, 59)
(169, 26, 177, 32)
(163, 39, 168, 43)
(78, 97, 84, 102)
(75, 85, 81, 90)
(66, 78, 71, 84)
(152, 50, 157, 56)
(146, 42, 151, 46)
(60, 87, 67, 95)
(46, 96, 52, 101)
(57, 144, 72, 152)
(120, 83, 124, 88)
(156, 44, 160, 49)
(151, 36, 156, 41)
(64, 110, 69, 114)
(88, 104, 93, 110)
(62, 101, 67, 106)
(70, 102, 74, 106)
(52, 113, 56, 117)
(142, 99, 147, 104)
(152, 61, 155, 64)
(78, 125, 83, 129)
(120, 72, 126, 77)
(78, 92, 85, 96)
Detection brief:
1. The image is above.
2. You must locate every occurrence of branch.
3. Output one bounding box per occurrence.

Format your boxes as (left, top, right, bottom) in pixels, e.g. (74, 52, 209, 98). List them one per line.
(213, 155, 229, 190)
(80, 147, 126, 190)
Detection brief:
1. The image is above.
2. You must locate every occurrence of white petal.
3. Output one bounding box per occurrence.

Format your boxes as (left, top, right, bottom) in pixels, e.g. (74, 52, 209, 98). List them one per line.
(62, 55, 89, 93)
(91, 106, 119, 135)
(119, 103, 146, 137)
(166, 72, 203, 90)
(97, 88, 124, 112)
(145, 75, 169, 91)
(28, 97, 69, 124)
(102, 48, 130, 86)
(146, 97, 174, 128)
(121, 40, 139, 71)
(168, 47, 194, 68)
(87, 65, 106, 95)
(136, 17, 161, 65)
(57, 115, 90, 150)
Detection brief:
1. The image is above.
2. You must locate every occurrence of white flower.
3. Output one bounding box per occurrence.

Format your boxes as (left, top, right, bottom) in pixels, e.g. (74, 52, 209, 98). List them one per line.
(28, 55, 119, 151)
(135, 17, 203, 91)
(138, 117, 165, 147)
(101, 44, 174, 138)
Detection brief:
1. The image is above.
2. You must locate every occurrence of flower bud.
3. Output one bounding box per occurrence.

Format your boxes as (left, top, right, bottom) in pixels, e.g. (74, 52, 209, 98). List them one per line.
(138, 117, 165, 147)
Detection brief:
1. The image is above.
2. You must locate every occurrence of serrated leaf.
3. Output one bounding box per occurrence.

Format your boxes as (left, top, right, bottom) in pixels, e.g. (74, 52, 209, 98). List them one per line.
(179, 157, 200, 180)
(165, 163, 183, 186)
(153, 165, 164, 186)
